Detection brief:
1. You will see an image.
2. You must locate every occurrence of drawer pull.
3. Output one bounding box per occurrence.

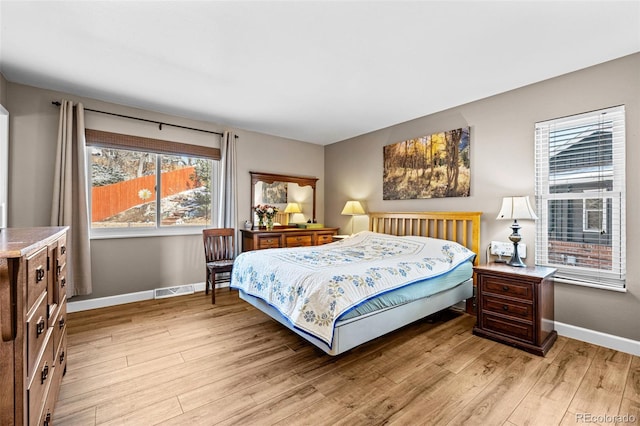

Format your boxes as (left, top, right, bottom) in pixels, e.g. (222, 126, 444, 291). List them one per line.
(502, 305, 509, 311)
(41, 363, 49, 384)
(502, 285, 509, 292)
(36, 267, 45, 282)
(59, 316, 65, 329)
(57, 265, 62, 275)
(60, 350, 65, 364)
(61, 277, 66, 288)
(36, 317, 46, 336)
(44, 411, 51, 426)
(61, 245, 67, 255)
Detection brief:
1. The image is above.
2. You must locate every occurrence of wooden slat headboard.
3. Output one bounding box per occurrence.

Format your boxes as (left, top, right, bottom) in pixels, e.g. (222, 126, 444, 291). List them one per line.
(369, 212, 482, 265)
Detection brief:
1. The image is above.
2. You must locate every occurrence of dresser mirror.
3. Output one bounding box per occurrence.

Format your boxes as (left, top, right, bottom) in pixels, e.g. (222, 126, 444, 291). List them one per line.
(250, 171, 317, 227)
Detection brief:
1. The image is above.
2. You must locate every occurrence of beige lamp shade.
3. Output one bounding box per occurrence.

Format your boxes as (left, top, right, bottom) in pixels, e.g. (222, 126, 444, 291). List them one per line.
(496, 196, 538, 220)
(284, 202, 302, 214)
(341, 200, 365, 216)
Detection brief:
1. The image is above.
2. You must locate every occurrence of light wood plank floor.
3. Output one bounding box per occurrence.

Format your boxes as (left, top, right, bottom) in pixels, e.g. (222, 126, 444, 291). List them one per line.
(55, 289, 640, 426)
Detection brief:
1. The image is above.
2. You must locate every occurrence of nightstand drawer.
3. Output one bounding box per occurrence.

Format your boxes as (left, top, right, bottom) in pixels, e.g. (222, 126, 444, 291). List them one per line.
(257, 236, 281, 249)
(482, 276, 532, 301)
(482, 313, 534, 343)
(482, 295, 533, 321)
(285, 235, 312, 247)
(316, 234, 334, 245)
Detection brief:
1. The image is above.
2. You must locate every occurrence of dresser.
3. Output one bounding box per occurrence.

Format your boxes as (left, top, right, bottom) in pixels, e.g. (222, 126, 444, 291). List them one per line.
(240, 227, 339, 252)
(0, 227, 68, 426)
(473, 263, 557, 356)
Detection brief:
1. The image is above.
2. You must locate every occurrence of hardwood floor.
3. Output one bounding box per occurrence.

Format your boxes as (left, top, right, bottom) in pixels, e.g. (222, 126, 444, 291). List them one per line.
(55, 289, 640, 426)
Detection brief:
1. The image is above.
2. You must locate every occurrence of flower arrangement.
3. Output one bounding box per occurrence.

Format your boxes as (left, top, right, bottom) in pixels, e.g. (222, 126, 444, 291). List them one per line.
(254, 204, 279, 229)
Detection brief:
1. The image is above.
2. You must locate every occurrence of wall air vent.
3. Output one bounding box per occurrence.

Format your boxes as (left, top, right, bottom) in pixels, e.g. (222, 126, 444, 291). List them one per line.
(154, 284, 194, 299)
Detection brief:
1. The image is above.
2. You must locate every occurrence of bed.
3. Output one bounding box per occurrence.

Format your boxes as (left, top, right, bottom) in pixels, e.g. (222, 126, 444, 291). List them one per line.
(231, 211, 481, 355)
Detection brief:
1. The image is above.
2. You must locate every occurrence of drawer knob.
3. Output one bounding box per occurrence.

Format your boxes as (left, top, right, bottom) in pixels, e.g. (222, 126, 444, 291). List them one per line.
(44, 411, 51, 426)
(60, 350, 65, 364)
(61, 245, 66, 255)
(502, 305, 509, 311)
(36, 317, 46, 336)
(41, 363, 49, 384)
(59, 316, 65, 329)
(61, 277, 66, 288)
(502, 285, 509, 292)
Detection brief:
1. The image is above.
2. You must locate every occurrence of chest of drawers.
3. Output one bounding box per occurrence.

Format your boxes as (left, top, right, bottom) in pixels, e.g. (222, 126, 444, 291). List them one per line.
(1, 227, 69, 425)
(472, 263, 557, 356)
(240, 228, 339, 252)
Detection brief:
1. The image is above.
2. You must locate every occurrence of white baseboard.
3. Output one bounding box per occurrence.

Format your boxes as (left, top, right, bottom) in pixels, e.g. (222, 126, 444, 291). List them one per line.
(67, 281, 212, 313)
(555, 321, 640, 356)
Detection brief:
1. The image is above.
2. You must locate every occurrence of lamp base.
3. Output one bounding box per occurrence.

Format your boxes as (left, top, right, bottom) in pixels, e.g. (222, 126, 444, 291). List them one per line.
(507, 256, 526, 267)
(507, 220, 526, 267)
(507, 242, 526, 267)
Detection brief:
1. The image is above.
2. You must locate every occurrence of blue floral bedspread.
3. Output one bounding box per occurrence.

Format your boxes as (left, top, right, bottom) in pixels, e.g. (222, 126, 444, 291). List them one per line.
(230, 231, 476, 346)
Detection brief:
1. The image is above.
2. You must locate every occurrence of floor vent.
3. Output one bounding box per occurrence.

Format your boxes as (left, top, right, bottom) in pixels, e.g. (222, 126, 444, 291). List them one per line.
(154, 284, 195, 299)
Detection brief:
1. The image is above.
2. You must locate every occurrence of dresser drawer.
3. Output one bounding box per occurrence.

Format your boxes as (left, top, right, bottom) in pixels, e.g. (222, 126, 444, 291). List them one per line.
(316, 234, 335, 245)
(285, 234, 312, 247)
(481, 313, 534, 343)
(57, 234, 67, 267)
(57, 259, 67, 303)
(28, 328, 54, 426)
(257, 236, 281, 249)
(52, 298, 66, 357)
(482, 295, 533, 321)
(27, 247, 48, 310)
(481, 276, 532, 301)
(26, 292, 49, 378)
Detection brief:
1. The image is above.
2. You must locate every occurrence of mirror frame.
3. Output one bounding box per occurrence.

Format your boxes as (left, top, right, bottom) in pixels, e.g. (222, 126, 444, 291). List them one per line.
(250, 171, 318, 223)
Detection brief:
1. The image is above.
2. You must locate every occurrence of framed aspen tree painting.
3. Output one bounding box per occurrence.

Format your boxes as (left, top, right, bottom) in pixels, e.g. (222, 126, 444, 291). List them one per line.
(383, 127, 470, 200)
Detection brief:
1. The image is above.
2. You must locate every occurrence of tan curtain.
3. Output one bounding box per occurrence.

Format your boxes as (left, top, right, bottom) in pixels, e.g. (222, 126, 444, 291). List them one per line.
(217, 131, 237, 229)
(51, 100, 92, 296)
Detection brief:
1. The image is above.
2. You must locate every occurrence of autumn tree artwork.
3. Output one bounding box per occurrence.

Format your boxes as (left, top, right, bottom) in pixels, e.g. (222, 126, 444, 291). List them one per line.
(383, 127, 470, 200)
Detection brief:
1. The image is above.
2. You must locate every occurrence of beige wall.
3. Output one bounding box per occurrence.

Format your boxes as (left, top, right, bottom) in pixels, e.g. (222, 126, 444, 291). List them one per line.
(5, 82, 324, 299)
(325, 53, 640, 341)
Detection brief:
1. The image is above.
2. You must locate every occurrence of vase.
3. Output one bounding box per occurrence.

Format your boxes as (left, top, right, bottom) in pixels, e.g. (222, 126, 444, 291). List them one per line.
(258, 217, 265, 228)
(266, 217, 274, 230)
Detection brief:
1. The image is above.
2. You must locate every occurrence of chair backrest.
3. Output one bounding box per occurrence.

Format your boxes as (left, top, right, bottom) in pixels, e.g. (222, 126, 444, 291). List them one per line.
(203, 228, 235, 262)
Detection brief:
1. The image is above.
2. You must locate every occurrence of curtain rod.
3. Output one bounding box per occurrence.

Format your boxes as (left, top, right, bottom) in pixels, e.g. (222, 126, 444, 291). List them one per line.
(51, 101, 231, 137)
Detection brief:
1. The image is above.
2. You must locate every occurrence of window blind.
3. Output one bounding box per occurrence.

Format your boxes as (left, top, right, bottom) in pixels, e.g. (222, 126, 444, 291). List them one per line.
(534, 105, 626, 289)
(85, 129, 221, 160)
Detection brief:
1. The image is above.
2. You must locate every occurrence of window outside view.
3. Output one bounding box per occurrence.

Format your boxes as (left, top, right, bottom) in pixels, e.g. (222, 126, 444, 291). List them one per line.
(535, 105, 625, 288)
(90, 147, 212, 228)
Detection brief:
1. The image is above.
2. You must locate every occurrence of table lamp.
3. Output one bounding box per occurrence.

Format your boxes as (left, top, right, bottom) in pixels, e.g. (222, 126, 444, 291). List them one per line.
(496, 196, 538, 267)
(341, 200, 365, 235)
(284, 202, 302, 224)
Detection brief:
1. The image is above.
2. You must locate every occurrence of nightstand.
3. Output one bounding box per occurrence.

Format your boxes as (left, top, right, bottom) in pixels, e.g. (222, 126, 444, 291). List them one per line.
(472, 263, 557, 356)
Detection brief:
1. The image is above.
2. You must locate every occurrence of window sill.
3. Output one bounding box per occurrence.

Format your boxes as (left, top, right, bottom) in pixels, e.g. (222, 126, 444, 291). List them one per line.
(554, 276, 627, 293)
(90, 226, 206, 240)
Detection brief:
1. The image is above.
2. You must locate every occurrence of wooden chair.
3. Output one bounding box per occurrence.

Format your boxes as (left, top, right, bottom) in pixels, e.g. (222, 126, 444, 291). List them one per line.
(202, 228, 235, 304)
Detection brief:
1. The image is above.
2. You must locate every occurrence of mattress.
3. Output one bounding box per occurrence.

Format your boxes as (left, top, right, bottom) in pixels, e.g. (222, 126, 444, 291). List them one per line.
(339, 260, 473, 320)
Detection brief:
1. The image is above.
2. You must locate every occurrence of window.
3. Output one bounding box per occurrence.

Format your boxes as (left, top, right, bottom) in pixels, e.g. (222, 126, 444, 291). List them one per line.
(535, 105, 625, 289)
(86, 129, 219, 236)
(583, 196, 606, 233)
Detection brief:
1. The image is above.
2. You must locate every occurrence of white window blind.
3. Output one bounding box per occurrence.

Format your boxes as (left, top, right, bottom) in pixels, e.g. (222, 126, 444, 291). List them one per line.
(534, 105, 625, 289)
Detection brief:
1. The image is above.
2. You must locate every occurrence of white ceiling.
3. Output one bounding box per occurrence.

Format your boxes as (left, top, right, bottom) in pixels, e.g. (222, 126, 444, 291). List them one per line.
(1, 1, 639, 145)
